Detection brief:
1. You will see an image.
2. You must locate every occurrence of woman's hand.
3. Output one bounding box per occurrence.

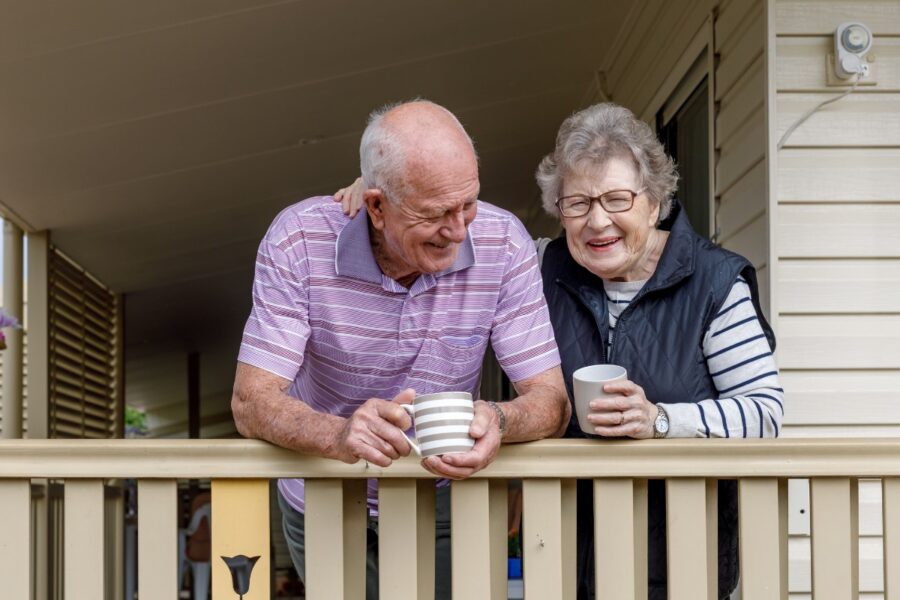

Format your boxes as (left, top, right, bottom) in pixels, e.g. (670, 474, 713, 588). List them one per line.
(334, 177, 366, 218)
(587, 379, 657, 439)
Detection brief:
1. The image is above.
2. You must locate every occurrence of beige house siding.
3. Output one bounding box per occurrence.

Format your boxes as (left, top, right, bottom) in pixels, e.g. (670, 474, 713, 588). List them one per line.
(773, 1, 900, 597)
(606, 0, 772, 318)
(715, 0, 770, 316)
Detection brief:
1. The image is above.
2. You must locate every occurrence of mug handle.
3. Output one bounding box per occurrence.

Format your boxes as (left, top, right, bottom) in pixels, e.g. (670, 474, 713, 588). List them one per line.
(401, 404, 422, 457)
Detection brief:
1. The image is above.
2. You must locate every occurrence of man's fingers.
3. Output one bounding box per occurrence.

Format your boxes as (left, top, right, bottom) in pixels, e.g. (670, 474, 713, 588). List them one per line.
(422, 456, 476, 480)
(367, 419, 413, 457)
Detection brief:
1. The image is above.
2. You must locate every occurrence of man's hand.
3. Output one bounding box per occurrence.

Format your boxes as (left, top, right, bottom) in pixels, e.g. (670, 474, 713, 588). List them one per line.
(421, 400, 502, 480)
(333, 388, 416, 467)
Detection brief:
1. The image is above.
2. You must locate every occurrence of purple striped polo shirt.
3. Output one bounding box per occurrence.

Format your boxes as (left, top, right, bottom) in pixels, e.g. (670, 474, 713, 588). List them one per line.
(238, 196, 560, 514)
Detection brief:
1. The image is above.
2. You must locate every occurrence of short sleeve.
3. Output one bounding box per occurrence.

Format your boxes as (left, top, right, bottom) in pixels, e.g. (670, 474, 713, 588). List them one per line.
(237, 222, 311, 381)
(490, 221, 561, 382)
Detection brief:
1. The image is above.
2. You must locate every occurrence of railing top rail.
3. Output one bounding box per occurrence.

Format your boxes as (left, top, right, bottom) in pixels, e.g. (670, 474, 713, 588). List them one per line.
(2, 438, 900, 479)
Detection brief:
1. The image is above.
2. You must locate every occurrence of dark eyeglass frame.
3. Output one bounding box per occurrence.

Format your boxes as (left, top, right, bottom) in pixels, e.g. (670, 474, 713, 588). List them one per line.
(555, 188, 646, 218)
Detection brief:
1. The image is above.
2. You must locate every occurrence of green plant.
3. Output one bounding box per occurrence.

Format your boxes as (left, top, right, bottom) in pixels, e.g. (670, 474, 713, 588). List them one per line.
(125, 406, 148, 435)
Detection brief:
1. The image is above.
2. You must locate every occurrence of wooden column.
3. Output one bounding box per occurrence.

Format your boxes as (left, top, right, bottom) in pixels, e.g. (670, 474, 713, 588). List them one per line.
(1, 220, 24, 438)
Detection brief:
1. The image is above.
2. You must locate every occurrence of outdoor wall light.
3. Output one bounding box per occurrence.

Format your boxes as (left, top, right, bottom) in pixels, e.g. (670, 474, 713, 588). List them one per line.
(834, 21, 873, 79)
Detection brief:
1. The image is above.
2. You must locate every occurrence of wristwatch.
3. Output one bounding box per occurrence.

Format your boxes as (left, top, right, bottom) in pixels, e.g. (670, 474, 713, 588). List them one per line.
(653, 405, 669, 439)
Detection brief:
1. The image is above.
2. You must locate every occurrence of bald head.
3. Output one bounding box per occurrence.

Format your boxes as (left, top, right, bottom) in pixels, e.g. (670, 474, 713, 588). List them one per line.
(360, 100, 478, 203)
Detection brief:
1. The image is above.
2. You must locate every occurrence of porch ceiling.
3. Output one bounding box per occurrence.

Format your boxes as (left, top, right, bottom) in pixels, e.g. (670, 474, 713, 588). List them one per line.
(1, 0, 630, 417)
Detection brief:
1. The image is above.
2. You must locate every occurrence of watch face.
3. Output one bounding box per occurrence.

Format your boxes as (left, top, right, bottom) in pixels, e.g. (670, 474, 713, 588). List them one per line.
(656, 416, 669, 434)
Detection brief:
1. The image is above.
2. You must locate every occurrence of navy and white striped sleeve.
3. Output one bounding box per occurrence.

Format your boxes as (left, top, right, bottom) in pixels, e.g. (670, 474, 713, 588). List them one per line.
(659, 278, 783, 438)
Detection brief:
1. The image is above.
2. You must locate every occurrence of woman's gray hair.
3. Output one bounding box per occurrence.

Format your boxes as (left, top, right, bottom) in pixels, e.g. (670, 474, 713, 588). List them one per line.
(360, 99, 476, 204)
(536, 103, 678, 221)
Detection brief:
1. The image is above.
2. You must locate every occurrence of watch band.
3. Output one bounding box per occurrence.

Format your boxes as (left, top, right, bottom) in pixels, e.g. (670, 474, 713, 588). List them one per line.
(487, 401, 507, 435)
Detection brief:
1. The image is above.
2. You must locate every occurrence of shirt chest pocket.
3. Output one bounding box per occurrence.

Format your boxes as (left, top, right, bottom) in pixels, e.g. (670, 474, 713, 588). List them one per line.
(409, 335, 488, 394)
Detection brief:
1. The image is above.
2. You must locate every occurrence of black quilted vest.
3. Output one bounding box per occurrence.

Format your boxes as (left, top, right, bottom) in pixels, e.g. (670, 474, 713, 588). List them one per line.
(541, 201, 775, 600)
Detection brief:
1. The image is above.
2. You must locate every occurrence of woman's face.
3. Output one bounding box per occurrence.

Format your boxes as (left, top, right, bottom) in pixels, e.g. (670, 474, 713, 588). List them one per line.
(560, 157, 661, 282)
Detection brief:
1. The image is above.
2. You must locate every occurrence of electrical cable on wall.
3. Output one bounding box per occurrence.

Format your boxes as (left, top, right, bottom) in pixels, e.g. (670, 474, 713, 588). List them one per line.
(777, 73, 862, 150)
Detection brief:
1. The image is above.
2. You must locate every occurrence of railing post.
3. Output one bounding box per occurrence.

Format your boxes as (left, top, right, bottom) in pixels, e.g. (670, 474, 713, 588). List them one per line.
(305, 479, 367, 599)
(0, 480, 31, 598)
(65, 480, 105, 598)
(211, 479, 270, 600)
(452, 479, 493, 599)
(343, 479, 369, 600)
(489, 479, 509, 600)
(739, 478, 787, 599)
(666, 478, 717, 600)
(522, 478, 567, 598)
(884, 477, 900, 600)
(379, 479, 435, 600)
(137, 480, 177, 600)
(594, 478, 648, 600)
(810, 477, 859, 600)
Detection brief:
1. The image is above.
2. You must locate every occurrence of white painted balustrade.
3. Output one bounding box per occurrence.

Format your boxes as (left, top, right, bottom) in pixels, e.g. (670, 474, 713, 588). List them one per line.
(1, 438, 899, 599)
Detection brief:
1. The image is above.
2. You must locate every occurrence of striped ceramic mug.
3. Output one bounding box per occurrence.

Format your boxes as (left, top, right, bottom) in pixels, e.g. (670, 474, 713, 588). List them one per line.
(402, 392, 475, 457)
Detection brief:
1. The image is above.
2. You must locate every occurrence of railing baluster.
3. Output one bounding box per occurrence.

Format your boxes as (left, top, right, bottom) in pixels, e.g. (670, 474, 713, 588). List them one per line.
(452, 479, 493, 599)
(211, 479, 270, 600)
(0, 480, 31, 598)
(739, 478, 787, 599)
(594, 478, 648, 600)
(489, 479, 509, 600)
(884, 477, 900, 599)
(666, 478, 717, 600)
(343, 479, 369, 600)
(137, 479, 177, 600)
(380, 479, 435, 600)
(65, 479, 105, 598)
(305, 479, 365, 599)
(810, 477, 859, 600)
(561, 478, 577, 600)
(523, 478, 566, 598)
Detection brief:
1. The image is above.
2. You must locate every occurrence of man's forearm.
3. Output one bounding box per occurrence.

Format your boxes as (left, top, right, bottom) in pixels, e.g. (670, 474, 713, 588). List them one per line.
(502, 367, 570, 443)
(232, 364, 345, 459)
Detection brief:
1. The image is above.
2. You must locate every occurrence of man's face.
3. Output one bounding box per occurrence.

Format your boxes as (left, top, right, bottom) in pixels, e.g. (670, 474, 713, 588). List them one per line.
(371, 156, 480, 278)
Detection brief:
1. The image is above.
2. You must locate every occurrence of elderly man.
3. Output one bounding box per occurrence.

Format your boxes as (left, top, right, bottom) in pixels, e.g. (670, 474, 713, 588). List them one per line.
(232, 100, 568, 599)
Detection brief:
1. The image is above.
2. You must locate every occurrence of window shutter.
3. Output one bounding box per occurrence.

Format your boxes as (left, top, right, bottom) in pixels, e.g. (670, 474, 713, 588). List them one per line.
(48, 248, 117, 439)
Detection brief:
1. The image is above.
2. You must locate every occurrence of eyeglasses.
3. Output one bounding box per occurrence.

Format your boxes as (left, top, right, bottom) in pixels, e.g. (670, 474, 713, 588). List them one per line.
(555, 188, 646, 218)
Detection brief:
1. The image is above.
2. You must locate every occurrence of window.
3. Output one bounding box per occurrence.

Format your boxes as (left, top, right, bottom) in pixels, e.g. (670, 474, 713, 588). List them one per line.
(657, 75, 711, 240)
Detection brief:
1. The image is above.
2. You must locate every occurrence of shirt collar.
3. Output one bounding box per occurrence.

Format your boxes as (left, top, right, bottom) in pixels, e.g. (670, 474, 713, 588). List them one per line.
(335, 210, 476, 286)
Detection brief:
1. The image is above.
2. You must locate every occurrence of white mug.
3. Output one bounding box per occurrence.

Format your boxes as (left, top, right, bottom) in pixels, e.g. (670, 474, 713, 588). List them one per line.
(572, 364, 628, 435)
(402, 392, 475, 457)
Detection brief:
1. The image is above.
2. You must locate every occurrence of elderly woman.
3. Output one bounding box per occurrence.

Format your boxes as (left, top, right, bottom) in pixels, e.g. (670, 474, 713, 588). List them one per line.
(535, 102, 781, 600)
(335, 101, 782, 599)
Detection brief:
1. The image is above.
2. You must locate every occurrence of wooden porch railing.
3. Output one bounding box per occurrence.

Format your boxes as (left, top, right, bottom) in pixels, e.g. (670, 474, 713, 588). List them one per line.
(1, 438, 899, 599)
